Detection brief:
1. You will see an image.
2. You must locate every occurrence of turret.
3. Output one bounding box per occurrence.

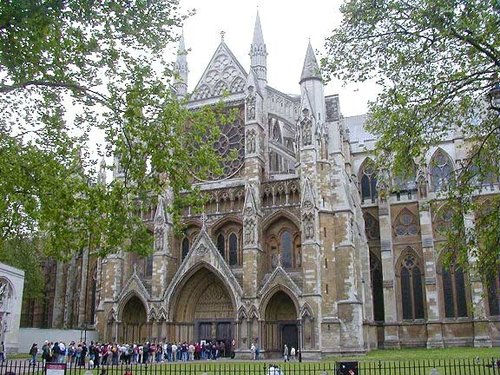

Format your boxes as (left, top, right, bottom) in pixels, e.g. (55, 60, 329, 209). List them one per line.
(174, 31, 188, 98)
(249, 11, 267, 87)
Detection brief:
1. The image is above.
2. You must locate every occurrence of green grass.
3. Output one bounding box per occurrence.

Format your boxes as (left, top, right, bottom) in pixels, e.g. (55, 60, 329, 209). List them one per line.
(325, 347, 500, 361)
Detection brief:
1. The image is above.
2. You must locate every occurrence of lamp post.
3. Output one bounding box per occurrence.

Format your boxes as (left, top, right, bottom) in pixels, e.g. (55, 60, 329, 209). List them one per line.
(488, 80, 500, 110)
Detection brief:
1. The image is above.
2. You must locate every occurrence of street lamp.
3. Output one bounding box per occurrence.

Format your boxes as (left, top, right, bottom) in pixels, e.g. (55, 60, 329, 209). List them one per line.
(488, 81, 500, 109)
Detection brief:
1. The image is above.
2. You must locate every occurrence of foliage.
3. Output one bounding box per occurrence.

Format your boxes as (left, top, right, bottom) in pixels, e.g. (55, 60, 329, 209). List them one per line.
(322, 0, 500, 281)
(0, 1, 226, 259)
(0, 236, 44, 299)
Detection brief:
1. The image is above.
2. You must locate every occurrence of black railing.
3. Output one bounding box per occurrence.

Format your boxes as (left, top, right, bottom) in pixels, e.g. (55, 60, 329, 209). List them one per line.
(0, 358, 499, 375)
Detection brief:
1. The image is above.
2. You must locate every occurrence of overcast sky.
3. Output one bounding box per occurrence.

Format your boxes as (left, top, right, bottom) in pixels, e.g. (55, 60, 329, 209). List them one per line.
(178, 0, 380, 117)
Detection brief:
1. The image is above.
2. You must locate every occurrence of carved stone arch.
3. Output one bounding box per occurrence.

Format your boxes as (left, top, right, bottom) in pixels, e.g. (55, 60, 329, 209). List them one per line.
(117, 290, 149, 321)
(230, 76, 245, 93)
(210, 215, 243, 235)
(262, 209, 300, 232)
(148, 306, 158, 322)
(158, 306, 168, 321)
(213, 80, 229, 96)
(300, 303, 314, 320)
(248, 305, 259, 320)
(237, 306, 248, 320)
(164, 260, 242, 321)
(259, 284, 300, 319)
(0, 277, 14, 312)
(194, 84, 210, 100)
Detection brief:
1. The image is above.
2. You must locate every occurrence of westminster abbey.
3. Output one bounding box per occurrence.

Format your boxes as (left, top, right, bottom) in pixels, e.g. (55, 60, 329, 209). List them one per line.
(21, 13, 500, 358)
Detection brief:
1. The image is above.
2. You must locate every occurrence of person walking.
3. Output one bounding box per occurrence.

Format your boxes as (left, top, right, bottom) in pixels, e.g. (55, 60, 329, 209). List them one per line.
(0, 341, 5, 362)
(29, 343, 38, 365)
(290, 346, 296, 361)
(283, 344, 289, 362)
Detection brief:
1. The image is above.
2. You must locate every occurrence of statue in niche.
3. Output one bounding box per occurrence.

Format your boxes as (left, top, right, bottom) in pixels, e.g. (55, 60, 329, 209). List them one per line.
(303, 212, 314, 240)
(246, 129, 256, 154)
(155, 226, 164, 251)
(417, 170, 428, 199)
(246, 86, 256, 121)
(244, 218, 255, 245)
(300, 108, 313, 146)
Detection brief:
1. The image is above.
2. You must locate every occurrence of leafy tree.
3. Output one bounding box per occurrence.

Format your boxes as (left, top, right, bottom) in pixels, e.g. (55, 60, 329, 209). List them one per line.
(322, 0, 500, 281)
(0, 1, 226, 259)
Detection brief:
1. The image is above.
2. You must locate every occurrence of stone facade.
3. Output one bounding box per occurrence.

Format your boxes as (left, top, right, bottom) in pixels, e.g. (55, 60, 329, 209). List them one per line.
(22, 14, 500, 357)
(0, 262, 25, 354)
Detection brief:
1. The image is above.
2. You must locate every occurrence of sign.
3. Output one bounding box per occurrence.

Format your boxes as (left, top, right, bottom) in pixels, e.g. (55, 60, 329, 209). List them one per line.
(46, 363, 66, 375)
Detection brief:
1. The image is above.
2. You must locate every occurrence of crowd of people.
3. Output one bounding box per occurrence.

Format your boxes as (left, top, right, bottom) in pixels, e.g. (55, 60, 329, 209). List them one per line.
(32, 339, 236, 367)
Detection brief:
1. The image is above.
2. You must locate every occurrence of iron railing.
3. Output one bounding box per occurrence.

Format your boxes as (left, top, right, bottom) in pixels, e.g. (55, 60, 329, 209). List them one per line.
(0, 358, 499, 375)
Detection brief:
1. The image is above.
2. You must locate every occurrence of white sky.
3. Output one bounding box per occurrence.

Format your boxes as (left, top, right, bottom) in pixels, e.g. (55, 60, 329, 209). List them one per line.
(178, 0, 380, 117)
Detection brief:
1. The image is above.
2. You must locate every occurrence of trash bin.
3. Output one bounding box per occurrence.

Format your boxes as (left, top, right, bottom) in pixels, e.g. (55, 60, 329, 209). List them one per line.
(336, 361, 358, 375)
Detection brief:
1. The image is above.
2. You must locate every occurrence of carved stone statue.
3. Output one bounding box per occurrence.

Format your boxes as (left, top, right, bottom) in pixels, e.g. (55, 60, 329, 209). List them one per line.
(246, 129, 256, 154)
(244, 218, 255, 245)
(155, 226, 164, 251)
(303, 212, 314, 240)
(300, 108, 313, 146)
(246, 86, 256, 121)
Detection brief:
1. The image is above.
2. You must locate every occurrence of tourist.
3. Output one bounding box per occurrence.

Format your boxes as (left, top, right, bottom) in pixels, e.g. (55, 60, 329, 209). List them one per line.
(290, 346, 296, 361)
(250, 343, 256, 360)
(283, 344, 288, 362)
(29, 343, 38, 365)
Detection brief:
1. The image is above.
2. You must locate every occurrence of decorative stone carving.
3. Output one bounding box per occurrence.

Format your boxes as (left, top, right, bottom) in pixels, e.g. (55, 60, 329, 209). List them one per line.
(300, 108, 313, 146)
(244, 218, 256, 245)
(303, 212, 314, 240)
(246, 86, 256, 120)
(197, 243, 209, 255)
(246, 129, 256, 154)
(154, 226, 164, 252)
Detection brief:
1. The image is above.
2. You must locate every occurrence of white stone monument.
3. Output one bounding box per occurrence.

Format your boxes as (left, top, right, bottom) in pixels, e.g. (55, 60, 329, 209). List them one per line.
(0, 262, 25, 354)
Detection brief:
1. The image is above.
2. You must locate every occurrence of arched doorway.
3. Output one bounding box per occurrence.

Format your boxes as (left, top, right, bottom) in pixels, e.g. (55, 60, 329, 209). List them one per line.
(121, 296, 147, 343)
(264, 290, 298, 356)
(172, 267, 235, 351)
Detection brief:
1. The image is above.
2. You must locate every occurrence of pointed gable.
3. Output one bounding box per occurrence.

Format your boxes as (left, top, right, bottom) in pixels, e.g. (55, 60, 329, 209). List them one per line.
(192, 41, 248, 101)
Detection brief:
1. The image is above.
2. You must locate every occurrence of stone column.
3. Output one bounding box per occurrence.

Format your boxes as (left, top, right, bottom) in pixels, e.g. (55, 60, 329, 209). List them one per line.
(378, 201, 400, 348)
(77, 249, 90, 327)
(419, 201, 444, 347)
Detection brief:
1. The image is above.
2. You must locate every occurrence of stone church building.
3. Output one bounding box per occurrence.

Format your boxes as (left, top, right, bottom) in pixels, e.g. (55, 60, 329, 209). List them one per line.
(21, 14, 500, 357)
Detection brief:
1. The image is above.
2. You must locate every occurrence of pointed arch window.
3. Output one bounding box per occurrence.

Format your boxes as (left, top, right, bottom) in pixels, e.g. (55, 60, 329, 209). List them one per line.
(400, 250, 425, 320)
(370, 252, 385, 322)
(360, 160, 378, 203)
(430, 149, 454, 192)
(394, 209, 419, 237)
(217, 234, 225, 258)
(441, 261, 468, 318)
(181, 237, 189, 261)
(229, 233, 238, 266)
(145, 254, 153, 277)
(364, 212, 380, 240)
(281, 231, 293, 268)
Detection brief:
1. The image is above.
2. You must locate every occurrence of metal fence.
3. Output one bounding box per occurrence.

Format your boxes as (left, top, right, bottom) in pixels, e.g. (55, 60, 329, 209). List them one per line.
(1, 358, 499, 375)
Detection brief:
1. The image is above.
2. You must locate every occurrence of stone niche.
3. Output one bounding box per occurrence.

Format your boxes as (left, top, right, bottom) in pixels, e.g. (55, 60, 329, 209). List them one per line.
(0, 262, 25, 354)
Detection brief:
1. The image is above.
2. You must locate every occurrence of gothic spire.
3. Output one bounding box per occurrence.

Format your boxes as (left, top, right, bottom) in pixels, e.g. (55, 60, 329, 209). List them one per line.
(174, 31, 188, 98)
(300, 41, 322, 84)
(249, 11, 267, 85)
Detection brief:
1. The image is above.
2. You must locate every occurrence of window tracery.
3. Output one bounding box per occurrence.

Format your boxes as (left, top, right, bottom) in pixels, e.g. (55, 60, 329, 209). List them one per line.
(399, 249, 425, 320)
(360, 159, 378, 203)
(440, 259, 468, 318)
(430, 149, 454, 192)
(364, 212, 380, 240)
(394, 209, 419, 237)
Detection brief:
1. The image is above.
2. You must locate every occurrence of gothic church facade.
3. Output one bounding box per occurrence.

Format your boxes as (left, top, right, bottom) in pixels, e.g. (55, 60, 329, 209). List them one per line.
(22, 14, 500, 357)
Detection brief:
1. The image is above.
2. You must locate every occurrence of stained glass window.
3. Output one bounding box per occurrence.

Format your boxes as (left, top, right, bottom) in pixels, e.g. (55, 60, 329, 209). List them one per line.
(394, 209, 419, 237)
(370, 253, 385, 321)
(229, 233, 238, 266)
(441, 263, 469, 318)
(430, 149, 454, 192)
(400, 251, 425, 320)
(360, 160, 378, 203)
(487, 266, 500, 316)
(281, 231, 293, 268)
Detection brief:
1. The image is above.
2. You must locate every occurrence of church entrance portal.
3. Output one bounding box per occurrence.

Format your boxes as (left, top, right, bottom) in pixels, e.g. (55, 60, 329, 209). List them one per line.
(264, 291, 298, 356)
(121, 296, 147, 343)
(173, 267, 235, 349)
